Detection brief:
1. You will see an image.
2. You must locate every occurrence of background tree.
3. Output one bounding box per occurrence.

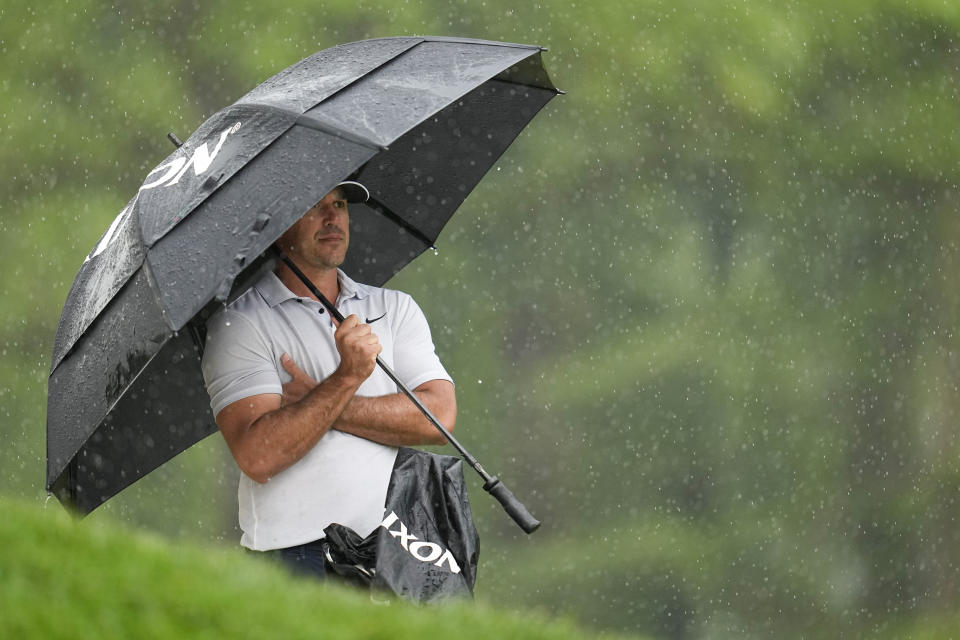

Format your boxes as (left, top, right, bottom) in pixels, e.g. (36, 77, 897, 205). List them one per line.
(3, 0, 960, 637)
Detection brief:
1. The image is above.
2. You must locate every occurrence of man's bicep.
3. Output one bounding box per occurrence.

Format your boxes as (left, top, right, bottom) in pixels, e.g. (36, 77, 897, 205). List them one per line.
(202, 310, 282, 415)
(215, 393, 281, 453)
(414, 379, 455, 402)
(414, 379, 457, 429)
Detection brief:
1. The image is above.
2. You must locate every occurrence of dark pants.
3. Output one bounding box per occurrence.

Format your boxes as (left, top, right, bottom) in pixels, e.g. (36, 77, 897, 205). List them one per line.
(269, 540, 329, 581)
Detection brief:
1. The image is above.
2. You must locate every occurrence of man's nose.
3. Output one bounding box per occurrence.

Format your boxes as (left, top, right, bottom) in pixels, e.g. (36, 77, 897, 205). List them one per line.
(318, 206, 339, 223)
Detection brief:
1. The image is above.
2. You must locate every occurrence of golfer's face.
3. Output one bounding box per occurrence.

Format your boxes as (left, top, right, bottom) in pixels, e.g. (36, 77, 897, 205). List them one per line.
(278, 189, 350, 270)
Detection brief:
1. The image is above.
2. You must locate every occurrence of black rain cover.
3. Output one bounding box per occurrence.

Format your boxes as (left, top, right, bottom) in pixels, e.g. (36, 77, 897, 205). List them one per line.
(322, 447, 479, 602)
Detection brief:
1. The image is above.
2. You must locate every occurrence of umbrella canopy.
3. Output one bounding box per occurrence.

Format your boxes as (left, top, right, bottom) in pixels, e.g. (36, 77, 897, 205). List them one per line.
(47, 36, 559, 514)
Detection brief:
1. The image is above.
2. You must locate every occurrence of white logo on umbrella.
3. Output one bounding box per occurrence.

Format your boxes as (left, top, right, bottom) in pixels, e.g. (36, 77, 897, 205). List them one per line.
(85, 122, 241, 263)
(139, 121, 241, 191)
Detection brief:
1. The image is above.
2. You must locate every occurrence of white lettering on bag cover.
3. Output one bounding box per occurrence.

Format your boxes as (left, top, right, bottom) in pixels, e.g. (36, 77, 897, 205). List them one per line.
(380, 511, 461, 574)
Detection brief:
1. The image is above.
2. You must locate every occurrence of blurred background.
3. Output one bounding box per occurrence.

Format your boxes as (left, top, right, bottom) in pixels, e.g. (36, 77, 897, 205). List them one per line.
(4, 0, 960, 637)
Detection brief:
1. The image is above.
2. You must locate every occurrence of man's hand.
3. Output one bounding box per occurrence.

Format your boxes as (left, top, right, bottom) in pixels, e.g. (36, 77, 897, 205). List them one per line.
(280, 354, 317, 407)
(280, 313, 381, 406)
(333, 314, 381, 385)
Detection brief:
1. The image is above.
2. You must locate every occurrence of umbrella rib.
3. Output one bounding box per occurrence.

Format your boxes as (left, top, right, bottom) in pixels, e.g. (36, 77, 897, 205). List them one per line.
(307, 38, 426, 108)
(419, 35, 543, 51)
(365, 194, 436, 250)
(491, 75, 565, 94)
(239, 102, 388, 151)
(293, 113, 388, 151)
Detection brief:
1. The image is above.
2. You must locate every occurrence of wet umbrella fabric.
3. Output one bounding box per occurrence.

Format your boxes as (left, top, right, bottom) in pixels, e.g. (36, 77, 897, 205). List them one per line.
(46, 36, 559, 514)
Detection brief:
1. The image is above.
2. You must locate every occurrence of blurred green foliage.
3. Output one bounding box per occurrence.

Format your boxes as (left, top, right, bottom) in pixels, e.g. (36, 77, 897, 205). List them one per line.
(3, 0, 960, 638)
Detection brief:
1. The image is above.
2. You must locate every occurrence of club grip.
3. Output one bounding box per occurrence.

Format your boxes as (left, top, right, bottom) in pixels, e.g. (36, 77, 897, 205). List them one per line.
(484, 477, 541, 534)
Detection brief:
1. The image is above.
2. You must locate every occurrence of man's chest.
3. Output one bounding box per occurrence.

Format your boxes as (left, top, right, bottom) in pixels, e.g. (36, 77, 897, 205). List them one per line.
(269, 299, 398, 395)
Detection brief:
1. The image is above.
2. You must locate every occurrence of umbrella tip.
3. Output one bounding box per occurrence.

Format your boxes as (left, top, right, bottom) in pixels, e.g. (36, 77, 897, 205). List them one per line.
(167, 132, 184, 148)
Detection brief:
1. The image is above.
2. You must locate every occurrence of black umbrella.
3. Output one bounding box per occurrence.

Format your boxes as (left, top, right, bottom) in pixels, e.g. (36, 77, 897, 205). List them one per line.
(47, 36, 559, 526)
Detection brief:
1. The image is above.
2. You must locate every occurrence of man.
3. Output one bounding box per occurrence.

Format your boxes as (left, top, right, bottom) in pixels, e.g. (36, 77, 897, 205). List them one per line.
(201, 181, 456, 578)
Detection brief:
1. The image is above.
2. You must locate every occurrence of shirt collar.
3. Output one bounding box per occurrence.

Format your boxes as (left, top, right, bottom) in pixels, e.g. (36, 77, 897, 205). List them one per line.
(336, 269, 368, 302)
(257, 268, 368, 308)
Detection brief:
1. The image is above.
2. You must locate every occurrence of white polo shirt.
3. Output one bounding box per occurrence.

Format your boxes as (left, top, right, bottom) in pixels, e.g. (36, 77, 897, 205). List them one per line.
(201, 269, 452, 551)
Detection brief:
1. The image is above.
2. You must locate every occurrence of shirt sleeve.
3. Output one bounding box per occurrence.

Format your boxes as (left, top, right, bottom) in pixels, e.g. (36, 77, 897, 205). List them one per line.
(201, 309, 282, 417)
(389, 292, 453, 391)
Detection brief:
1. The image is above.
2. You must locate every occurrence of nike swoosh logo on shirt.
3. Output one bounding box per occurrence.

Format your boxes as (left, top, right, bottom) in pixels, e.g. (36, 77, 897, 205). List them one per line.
(366, 312, 387, 324)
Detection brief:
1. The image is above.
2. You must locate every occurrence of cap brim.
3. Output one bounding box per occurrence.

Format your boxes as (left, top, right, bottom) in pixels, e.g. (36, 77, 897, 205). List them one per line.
(335, 180, 370, 203)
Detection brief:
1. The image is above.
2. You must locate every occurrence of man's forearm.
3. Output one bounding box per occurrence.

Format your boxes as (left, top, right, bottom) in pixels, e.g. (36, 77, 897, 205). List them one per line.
(334, 382, 456, 447)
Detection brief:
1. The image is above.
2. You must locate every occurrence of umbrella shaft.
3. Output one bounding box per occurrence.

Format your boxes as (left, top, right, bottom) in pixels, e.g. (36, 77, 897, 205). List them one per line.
(374, 354, 488, 479)
(273, 249, 492, 484)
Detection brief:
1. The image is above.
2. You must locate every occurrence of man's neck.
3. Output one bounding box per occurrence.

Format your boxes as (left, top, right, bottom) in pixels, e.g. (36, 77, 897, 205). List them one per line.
(275, 260, 340, 305)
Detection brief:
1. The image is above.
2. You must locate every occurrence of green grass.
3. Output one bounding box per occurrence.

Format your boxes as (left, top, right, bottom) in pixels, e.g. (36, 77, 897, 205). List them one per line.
(0, 496, 632, 640)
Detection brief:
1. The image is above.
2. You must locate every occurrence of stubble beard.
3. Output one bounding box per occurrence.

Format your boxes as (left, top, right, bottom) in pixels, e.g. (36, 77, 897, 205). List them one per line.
(310, 239, 348, 272)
